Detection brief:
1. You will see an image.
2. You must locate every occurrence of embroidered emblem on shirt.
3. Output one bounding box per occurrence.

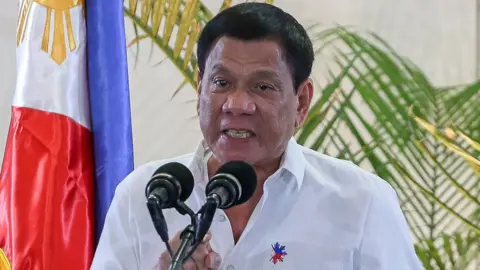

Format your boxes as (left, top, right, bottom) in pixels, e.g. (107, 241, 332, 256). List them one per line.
(270, 242, 287, 264)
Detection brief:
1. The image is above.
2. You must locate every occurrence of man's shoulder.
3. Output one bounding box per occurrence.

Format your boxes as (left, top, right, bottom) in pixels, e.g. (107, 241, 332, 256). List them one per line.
(299, 145, 395, 197)
(115, 152, 197, 196)
(296, 145, 403, 235)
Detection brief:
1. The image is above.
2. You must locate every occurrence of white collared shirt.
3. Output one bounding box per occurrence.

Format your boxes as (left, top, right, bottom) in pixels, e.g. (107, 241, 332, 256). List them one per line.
(91, 138, 423, 270)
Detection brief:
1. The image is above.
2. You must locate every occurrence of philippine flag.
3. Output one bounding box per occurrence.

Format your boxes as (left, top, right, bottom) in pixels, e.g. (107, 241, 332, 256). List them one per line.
(0, 0, 134, 269)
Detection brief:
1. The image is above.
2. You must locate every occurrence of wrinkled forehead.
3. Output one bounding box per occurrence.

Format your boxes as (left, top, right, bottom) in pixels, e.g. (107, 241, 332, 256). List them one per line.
(204, 37, 292, 77)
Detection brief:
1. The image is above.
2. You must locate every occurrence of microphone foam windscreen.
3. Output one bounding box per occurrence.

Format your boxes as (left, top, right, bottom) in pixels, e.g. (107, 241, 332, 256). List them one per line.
(152, 162, 194, 201)
(215, 161, 257, 205)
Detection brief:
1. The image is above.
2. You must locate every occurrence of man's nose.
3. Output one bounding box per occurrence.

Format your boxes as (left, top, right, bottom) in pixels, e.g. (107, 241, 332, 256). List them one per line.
(222, 89, 256, 115)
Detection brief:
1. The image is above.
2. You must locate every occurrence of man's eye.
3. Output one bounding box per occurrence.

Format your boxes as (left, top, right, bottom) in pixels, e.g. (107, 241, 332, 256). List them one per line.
(214, 79, 228, 87)
(256, 83, 274, 91)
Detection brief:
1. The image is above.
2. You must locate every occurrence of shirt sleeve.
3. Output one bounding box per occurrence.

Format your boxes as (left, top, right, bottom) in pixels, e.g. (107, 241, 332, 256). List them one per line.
(356, 180, 424, 270)
(90, 183, 140, 270)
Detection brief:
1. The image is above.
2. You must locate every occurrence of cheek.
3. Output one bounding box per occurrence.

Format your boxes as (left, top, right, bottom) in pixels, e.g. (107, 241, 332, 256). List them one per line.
(198, 95, 220, 130)
(199, 95, 210, 114)
(199, 92, 215, 111)
(280, 99, 297, 121)
(262, 102, 295, 133)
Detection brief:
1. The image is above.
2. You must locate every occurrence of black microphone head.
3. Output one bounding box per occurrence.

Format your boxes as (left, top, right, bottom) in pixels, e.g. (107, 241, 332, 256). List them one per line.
(146, 162, 194, 203)
(211, 160, 257, 206)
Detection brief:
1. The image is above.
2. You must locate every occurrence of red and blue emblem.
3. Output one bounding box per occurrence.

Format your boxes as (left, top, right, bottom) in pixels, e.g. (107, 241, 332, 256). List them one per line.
(269, 242, 287, 264)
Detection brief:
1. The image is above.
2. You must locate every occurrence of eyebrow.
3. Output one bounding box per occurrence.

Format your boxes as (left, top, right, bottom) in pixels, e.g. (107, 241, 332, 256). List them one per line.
(250, 69, 280, 80)
(211, 64, 233, 75)
(211, 64, 280, 80)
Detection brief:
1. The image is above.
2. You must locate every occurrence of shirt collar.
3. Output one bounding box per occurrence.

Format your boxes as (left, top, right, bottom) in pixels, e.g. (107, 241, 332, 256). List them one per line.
(282, 137, 306, 191)
(188, 137, 306, 191)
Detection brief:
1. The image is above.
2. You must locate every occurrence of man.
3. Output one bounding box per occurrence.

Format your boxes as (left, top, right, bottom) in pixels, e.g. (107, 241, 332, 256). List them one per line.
(91, 3, 423, 270)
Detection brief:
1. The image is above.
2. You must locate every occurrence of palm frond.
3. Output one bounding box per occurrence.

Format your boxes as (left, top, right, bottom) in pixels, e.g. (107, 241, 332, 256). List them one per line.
(409, 114, 480, 231)
(298, 25, 480, 258)
(124, 0, 213, 89)
(415, 231, 480, 270)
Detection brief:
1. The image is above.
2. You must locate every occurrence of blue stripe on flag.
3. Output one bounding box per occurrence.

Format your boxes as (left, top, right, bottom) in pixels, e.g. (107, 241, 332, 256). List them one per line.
(86, 0, 135, 244)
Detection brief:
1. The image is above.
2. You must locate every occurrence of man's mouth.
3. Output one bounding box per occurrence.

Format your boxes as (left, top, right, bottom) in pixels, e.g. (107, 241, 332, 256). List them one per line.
(222, 129, 255, 139)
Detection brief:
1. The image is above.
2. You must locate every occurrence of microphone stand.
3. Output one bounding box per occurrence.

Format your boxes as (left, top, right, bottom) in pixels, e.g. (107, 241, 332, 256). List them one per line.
(168, 202, 198, 270)
(168, 200, 217, 270)
(168, 224, 196, 270)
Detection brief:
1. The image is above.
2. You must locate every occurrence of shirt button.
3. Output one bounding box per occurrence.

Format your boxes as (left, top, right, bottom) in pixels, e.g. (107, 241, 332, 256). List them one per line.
(226, 265, 235, 270)
(218, 214, 226, 222)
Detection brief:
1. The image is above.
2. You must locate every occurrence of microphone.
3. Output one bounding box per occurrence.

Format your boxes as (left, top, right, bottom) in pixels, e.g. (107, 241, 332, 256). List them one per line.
(169, 160, 257, 270)
(206, 160, 257, 209)
(145, 162, 194, 208)
(145, 162, 194, 257)
(195, 161, 257, 250)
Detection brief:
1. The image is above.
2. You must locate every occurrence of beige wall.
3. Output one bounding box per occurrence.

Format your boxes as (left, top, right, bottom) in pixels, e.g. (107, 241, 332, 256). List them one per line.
(1, 0, 477, 164)
(0, 0, 18, 164)
(125, 0, 478, 166)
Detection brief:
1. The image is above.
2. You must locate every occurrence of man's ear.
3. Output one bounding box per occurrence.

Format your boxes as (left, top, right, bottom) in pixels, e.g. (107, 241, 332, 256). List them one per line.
(295, 78, 314, 128)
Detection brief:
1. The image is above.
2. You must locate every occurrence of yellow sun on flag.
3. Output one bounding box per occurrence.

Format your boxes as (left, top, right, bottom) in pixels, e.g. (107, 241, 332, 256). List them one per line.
(0, 248, 11, 270)
(17, 0, 84, 64)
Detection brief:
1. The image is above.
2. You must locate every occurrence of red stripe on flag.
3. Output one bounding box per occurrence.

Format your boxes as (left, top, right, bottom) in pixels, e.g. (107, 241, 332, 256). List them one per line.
(0, 106, 95, 270)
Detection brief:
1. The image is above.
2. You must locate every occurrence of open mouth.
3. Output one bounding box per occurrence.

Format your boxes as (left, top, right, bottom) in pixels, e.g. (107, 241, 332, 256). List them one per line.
(222, 129, 256, 139)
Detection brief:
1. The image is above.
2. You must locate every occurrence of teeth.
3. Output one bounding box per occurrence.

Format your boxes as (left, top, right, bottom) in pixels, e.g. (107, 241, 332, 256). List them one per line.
(225, 129, 253, 138)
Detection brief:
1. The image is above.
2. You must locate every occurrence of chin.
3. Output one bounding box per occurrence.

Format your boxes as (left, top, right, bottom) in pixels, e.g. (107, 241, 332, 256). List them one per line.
(217, 151, 259, 166)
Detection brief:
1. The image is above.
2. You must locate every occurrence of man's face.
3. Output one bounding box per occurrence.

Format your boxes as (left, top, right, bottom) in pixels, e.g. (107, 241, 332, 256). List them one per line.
(197, 37, 312, 167)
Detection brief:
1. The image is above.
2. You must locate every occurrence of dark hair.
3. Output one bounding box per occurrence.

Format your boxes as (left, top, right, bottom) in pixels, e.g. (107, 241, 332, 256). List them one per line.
(196, 3, 314, 91)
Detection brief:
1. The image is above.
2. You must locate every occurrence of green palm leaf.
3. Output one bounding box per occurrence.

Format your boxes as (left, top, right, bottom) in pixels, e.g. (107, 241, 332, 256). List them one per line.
(415, 231, 480, 270)
(298, 25, 480, 266)
(124, 0, 210, 89)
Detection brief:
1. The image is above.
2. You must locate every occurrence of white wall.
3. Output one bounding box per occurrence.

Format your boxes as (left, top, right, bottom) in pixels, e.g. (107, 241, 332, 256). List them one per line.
(0, 0, 18, 165)
(0, 0, 477, 167)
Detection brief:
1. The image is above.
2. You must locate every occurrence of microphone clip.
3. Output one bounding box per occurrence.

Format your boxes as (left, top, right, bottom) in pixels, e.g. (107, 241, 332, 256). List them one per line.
(174, 201, 196, 217)
(168, 198, 219, 270)
(193, 196, 218, 244)
(168, 202, 214, 270)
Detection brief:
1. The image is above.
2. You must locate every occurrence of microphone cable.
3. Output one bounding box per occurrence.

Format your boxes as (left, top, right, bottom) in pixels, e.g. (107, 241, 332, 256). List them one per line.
(146, 195, 174, 258)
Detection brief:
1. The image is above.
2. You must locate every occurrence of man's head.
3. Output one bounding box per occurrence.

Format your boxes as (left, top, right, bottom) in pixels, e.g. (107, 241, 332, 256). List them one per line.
(196, 3, 314, 169)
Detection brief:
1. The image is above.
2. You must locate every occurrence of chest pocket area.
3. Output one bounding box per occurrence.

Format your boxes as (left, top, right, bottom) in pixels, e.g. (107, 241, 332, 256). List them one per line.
(245, 241, 354, 270)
